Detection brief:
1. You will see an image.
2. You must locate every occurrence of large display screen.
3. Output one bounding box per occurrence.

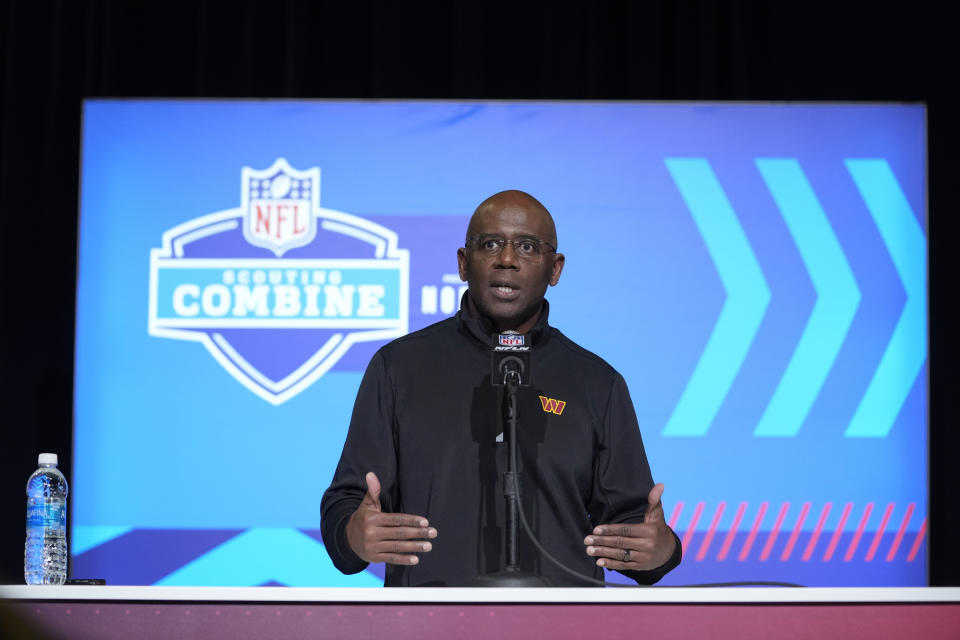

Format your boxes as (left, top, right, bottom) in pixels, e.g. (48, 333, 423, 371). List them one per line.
(74, 100, 927, 586)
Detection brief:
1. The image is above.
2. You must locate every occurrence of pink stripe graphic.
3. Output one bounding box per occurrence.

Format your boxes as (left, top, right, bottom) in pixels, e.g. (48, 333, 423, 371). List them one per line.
(844, 502, 874, 561)
(823, 502, 852, 561)
(717, 502, 746, 561)
(682, 502, 704, 553)
(648, 499, 922, 564)
(696, 502, 726, 561)
(738, 502, 768, 561)
(668, 502, 683, 531)
(760, 502, 790, 561)
(886, 503, 915, 562)
(780, 502, 810, 561)
(802, 502, 831, 562)
(907, 518, 926, 562)
(865, 503, 894, 561)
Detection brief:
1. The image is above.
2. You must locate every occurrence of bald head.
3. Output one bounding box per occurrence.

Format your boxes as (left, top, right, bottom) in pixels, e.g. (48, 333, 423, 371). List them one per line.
(466, 190, 557, 249)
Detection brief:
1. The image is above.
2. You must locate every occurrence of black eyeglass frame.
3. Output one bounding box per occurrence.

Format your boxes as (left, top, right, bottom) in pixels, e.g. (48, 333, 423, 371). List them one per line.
(464, 234, 557, 259)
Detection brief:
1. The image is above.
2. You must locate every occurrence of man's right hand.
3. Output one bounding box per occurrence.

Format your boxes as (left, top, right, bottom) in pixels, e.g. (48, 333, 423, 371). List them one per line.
(345, 471, 437, 566)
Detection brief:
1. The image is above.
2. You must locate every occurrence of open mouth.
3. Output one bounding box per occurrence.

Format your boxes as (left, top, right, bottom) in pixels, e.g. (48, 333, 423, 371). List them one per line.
(491, 283, 519, 299)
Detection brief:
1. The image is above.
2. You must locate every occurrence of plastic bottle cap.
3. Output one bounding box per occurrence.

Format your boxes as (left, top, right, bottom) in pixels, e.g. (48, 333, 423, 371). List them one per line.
(38, 453, 58, 466)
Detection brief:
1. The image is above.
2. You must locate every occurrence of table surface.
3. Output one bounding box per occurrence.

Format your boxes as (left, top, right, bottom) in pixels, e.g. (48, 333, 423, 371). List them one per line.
(5, 586, 959, 640)
(2, 585, 959, 603)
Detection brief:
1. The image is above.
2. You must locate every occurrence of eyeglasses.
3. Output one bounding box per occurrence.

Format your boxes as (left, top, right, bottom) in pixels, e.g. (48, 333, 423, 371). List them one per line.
(465, 234, 557, 259)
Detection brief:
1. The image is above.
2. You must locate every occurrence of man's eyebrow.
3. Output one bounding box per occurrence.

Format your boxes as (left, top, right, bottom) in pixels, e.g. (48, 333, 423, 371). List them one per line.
(477, 232, 544, 238)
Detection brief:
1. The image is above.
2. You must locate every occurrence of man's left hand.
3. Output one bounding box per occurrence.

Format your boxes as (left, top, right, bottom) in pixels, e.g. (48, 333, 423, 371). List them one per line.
(583, 483, 677, 571)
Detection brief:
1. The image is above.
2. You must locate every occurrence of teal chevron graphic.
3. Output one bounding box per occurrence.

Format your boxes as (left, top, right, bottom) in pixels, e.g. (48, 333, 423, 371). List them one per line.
(753, 159, 862, 437)
(663, 158, 771, 436)
(154, 528, 382, 586)
(844, 160, 926, 438)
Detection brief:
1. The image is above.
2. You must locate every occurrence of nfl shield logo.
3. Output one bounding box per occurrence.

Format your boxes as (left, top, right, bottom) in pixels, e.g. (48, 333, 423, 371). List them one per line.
(149, 157, 410, 405)
(242, 158, 319, 256)
(498, 333, 524, 347)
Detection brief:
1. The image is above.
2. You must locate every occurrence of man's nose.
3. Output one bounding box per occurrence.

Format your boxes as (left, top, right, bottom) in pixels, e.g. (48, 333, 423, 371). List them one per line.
(495, 241, 520, 267)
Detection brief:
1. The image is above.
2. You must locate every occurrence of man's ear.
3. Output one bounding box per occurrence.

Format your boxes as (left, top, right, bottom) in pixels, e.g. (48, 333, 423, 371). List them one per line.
(457, 247, 468, 282)
(549, 253, 565, 286)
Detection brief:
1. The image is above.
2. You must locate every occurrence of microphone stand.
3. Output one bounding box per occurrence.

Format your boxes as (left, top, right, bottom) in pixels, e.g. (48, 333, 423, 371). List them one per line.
(472, 369, 553, 587)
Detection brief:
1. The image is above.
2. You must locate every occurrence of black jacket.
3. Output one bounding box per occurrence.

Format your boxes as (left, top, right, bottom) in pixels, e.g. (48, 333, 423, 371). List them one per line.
(320, 295, 682, 586)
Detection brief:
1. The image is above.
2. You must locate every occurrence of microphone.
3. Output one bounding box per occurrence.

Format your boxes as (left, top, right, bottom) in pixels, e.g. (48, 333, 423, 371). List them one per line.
(473, 329, 552, 587)
(491, 331, 532, 386)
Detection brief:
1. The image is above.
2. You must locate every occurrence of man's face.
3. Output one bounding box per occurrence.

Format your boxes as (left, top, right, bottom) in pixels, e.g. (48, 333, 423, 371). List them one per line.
(456, 196, 565, 333)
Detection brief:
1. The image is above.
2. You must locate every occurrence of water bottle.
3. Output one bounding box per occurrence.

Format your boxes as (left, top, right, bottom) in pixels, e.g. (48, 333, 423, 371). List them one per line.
(24, 453, 68, 585)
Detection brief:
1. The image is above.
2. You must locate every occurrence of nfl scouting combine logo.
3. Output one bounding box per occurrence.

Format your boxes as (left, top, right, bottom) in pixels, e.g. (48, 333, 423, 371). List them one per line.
(148, 158, 409, 405)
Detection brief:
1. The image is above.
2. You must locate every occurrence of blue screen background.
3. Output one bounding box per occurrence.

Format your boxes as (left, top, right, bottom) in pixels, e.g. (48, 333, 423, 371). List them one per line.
(73, 101, 926, 586)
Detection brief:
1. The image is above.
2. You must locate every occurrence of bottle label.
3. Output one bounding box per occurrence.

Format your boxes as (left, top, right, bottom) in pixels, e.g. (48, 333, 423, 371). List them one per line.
(26, 501, 65, 532)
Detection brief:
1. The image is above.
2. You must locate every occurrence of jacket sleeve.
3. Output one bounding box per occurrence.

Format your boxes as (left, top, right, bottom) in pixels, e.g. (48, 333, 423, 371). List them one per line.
(320, 350, 399, 575)
(588, 372, 682, 584)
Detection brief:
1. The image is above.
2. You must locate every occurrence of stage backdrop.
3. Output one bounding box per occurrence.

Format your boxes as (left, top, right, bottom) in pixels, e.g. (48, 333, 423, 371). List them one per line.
(73, 100, 926, 587)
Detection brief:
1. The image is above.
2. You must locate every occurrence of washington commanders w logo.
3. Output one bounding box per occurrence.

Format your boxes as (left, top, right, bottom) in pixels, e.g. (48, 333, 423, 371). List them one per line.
(539, 396, 566, 415)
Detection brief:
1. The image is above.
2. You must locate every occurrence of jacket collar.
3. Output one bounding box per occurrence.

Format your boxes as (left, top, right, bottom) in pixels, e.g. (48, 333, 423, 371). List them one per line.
(456, 290, 551, 348)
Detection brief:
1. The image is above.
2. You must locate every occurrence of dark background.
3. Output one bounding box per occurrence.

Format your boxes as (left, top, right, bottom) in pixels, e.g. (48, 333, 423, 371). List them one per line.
(1, 0, 955, 585)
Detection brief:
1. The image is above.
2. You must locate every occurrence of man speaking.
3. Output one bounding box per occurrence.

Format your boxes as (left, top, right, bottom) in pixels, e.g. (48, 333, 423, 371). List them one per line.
(320, 190, 681, 586)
